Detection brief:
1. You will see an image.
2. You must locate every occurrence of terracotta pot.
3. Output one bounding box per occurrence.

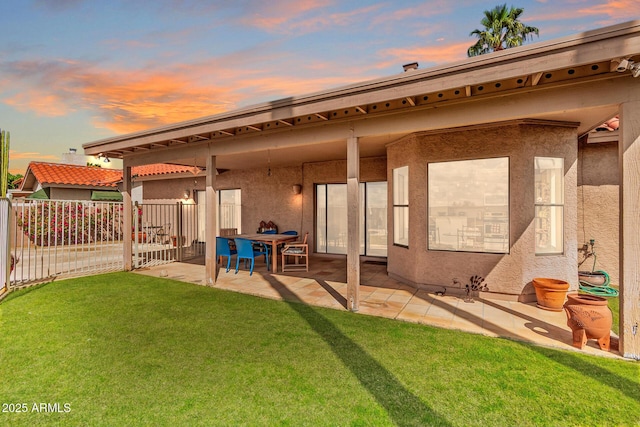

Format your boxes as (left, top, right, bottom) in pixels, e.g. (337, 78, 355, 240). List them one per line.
(532, 278, 570, 311)
(171, 235, 186, 247)
(132, 232, 147, 243)
(563, 293, 612, 351)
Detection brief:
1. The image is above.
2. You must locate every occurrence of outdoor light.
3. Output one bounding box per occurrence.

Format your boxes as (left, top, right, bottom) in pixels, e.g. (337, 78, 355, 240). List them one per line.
(183, 189, 190, 199)
(615, 58, 631, 72)
(631, 63, 640, 78)
(292, 184, 302, 195)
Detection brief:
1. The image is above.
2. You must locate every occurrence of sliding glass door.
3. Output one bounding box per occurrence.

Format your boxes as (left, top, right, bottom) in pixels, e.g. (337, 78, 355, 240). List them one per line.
(316, 182, 387, 257)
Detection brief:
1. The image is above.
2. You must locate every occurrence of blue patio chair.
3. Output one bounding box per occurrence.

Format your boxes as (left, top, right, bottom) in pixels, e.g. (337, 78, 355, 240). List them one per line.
(282, 230, 298, 236)
(217, 237, 237, 273)
(262, 229, 277, 234)
(235, 238, 270, 275)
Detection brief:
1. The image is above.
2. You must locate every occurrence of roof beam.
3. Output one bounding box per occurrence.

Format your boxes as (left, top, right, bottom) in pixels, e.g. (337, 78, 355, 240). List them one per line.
(246, 125, 262, 131)
(404, 97, 415, 107)
(531, 72, 544, 86)
(355, 106, 368, 114)
(277, 119, 293, 127)
(315, 113, 329, 121)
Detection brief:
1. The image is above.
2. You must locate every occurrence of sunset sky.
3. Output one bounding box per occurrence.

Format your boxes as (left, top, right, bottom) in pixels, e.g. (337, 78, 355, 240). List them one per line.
(1, 0, 637, 174)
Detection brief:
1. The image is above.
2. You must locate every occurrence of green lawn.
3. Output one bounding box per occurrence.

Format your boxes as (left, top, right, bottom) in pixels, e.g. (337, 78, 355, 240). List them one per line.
(1, 273, 638, 427)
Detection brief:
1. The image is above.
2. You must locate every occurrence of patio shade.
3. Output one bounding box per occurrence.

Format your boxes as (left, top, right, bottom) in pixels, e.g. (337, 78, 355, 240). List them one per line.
(91, 190, 123, 201)
(26, 188, 49, 199)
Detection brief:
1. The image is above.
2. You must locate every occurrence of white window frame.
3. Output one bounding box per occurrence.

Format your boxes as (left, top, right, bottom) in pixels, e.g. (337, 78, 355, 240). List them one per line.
(393, 166, 409, 247)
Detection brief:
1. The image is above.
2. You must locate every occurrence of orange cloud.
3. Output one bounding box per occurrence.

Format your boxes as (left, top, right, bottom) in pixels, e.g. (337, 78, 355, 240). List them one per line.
(9, 150, 59, 160)
(240, 0, 333, 31)
(528, 0, 640, 23)
(377, 41, 471, 69)
(4, 91, 71, 116)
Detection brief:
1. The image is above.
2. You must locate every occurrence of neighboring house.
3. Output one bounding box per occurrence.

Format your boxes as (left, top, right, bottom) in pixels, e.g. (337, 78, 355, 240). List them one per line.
(17, 161, 203, 202)
(83, 21, 640, 358)
(19, 162, 123, 201)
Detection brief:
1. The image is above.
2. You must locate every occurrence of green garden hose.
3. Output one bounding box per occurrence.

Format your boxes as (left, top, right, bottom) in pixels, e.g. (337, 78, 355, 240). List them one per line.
(578, 270, 619, 297)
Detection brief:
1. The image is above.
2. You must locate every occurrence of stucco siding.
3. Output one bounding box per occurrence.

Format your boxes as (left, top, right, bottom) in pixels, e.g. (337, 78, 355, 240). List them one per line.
(577, 140, 619, 285)
(387, 122, 579, 300)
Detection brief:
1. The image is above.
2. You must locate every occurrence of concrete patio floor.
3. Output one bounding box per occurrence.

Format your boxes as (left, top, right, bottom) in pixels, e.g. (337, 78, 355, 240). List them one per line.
(133, 256, 622, 359)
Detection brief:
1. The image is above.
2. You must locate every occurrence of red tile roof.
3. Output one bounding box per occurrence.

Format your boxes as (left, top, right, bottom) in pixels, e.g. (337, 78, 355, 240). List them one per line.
(133, 164, 201, 177)
(22, 162, 202, 190)
(27, 162, 122, 188)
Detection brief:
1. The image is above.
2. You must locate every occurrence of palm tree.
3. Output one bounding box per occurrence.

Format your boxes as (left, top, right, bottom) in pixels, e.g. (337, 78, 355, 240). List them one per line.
(467, 4, 539, 57)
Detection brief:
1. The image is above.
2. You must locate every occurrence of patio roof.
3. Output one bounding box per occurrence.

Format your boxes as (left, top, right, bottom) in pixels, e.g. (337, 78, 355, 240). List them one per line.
(83, 20, 640, 170)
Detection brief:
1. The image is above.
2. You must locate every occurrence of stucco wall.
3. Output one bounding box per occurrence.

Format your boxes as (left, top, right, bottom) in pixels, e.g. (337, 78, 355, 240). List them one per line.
(210, 157, 386, 250)
(49, 187, 92, 200)
(386, 122, 579, 300)
(142, 177, 205, 201)
(577, 140, 619, 284)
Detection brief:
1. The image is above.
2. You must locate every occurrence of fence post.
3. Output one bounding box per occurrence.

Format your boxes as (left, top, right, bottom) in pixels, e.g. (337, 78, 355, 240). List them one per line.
(0, 198, 11, 297)
(177, 202, 183, 262)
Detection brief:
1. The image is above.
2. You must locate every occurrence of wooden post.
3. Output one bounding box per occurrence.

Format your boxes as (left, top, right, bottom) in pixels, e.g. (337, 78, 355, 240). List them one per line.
(123, 162, 132, 271)
(347, 135, 360, 311)
(205, 154, 218, 285)
(619, 102, 640, 360)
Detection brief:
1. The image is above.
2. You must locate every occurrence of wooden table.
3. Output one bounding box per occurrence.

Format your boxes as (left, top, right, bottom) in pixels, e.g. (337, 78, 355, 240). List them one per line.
(230, 233, 299, 272)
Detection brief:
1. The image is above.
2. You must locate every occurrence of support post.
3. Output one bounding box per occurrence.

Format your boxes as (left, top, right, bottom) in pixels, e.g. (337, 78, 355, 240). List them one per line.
(347, 135, 360, 311)
(123, 161, 132, 271)
(619, 101, 640, 359)
(205, 154, 218, 285)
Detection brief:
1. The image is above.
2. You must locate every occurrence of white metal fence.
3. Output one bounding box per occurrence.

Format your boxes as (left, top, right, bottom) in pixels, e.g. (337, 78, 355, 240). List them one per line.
(133, 202, 204, 268)
(8, 199, 125, 288)
(3, 199, 204, 291)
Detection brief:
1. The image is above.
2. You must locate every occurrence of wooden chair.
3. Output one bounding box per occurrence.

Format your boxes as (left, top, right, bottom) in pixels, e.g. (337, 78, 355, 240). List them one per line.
(281, 232, 309, 272)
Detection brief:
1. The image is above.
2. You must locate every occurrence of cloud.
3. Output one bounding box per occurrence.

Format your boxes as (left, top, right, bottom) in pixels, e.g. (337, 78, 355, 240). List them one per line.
(528, 0, 640, 23)
(0, 46, 375, 135)
(377, 41, 471, 69)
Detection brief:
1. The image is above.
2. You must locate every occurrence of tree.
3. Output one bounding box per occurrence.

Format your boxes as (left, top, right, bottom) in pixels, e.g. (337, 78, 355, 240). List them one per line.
(467, 4, 539, 57)
(8, 173, 22, 189)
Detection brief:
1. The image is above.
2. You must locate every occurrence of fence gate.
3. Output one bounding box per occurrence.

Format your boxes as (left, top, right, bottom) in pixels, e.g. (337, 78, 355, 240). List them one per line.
(133, 202, 204, 269)
(8, 199, 125, 288)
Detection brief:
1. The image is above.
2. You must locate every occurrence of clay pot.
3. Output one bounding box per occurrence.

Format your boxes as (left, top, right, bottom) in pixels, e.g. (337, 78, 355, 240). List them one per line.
(563, 293, 612, 351)
(532, 278, 570, 311)
(132, 232, 147, 243)
(578, 271, 607, 286)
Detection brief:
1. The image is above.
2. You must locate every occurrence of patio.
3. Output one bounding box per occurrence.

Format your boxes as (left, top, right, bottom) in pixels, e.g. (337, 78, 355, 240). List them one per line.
(133, 255, 623, 359)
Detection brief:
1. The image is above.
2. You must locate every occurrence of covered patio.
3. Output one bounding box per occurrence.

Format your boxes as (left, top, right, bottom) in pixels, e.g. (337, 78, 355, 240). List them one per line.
(84, 21, 640, 359)
(134, 258, 623, 359)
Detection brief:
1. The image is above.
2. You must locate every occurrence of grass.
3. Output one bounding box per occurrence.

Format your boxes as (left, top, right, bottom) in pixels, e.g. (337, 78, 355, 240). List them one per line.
(1, 273, 638, 427)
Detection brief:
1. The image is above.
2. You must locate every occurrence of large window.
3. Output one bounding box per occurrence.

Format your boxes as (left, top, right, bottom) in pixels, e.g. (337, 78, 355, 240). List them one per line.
(316, 182, 387, 256)
(393, 166, 409, 246)
(219, 189, 242, 233)
(196, 188, 242, 241)
(535, 157, 564, 255)
(428, 157, 509, 253)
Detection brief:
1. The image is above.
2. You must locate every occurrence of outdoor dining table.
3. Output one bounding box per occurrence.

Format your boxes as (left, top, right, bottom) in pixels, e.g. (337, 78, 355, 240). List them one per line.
(229, 233, 299, 273)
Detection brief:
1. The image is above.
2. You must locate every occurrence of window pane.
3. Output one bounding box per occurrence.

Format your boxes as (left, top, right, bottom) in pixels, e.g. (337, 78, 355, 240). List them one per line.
(327, 185, 347, 254)
(219, 189, 241, 233)
(535, 206, 563, 254)
(393, 166, 409, 205)
(316, 185, 327, 253)
(535, 157, 564, 204)
(366, 182, 388, 256)
(393, 206, 409, 246)
(428, 158, 509, 253)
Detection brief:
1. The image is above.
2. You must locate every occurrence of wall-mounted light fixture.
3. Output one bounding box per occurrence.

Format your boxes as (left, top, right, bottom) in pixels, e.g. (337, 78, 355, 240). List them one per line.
(183, 189, 191, 199)
(292, 184, 302, 195)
